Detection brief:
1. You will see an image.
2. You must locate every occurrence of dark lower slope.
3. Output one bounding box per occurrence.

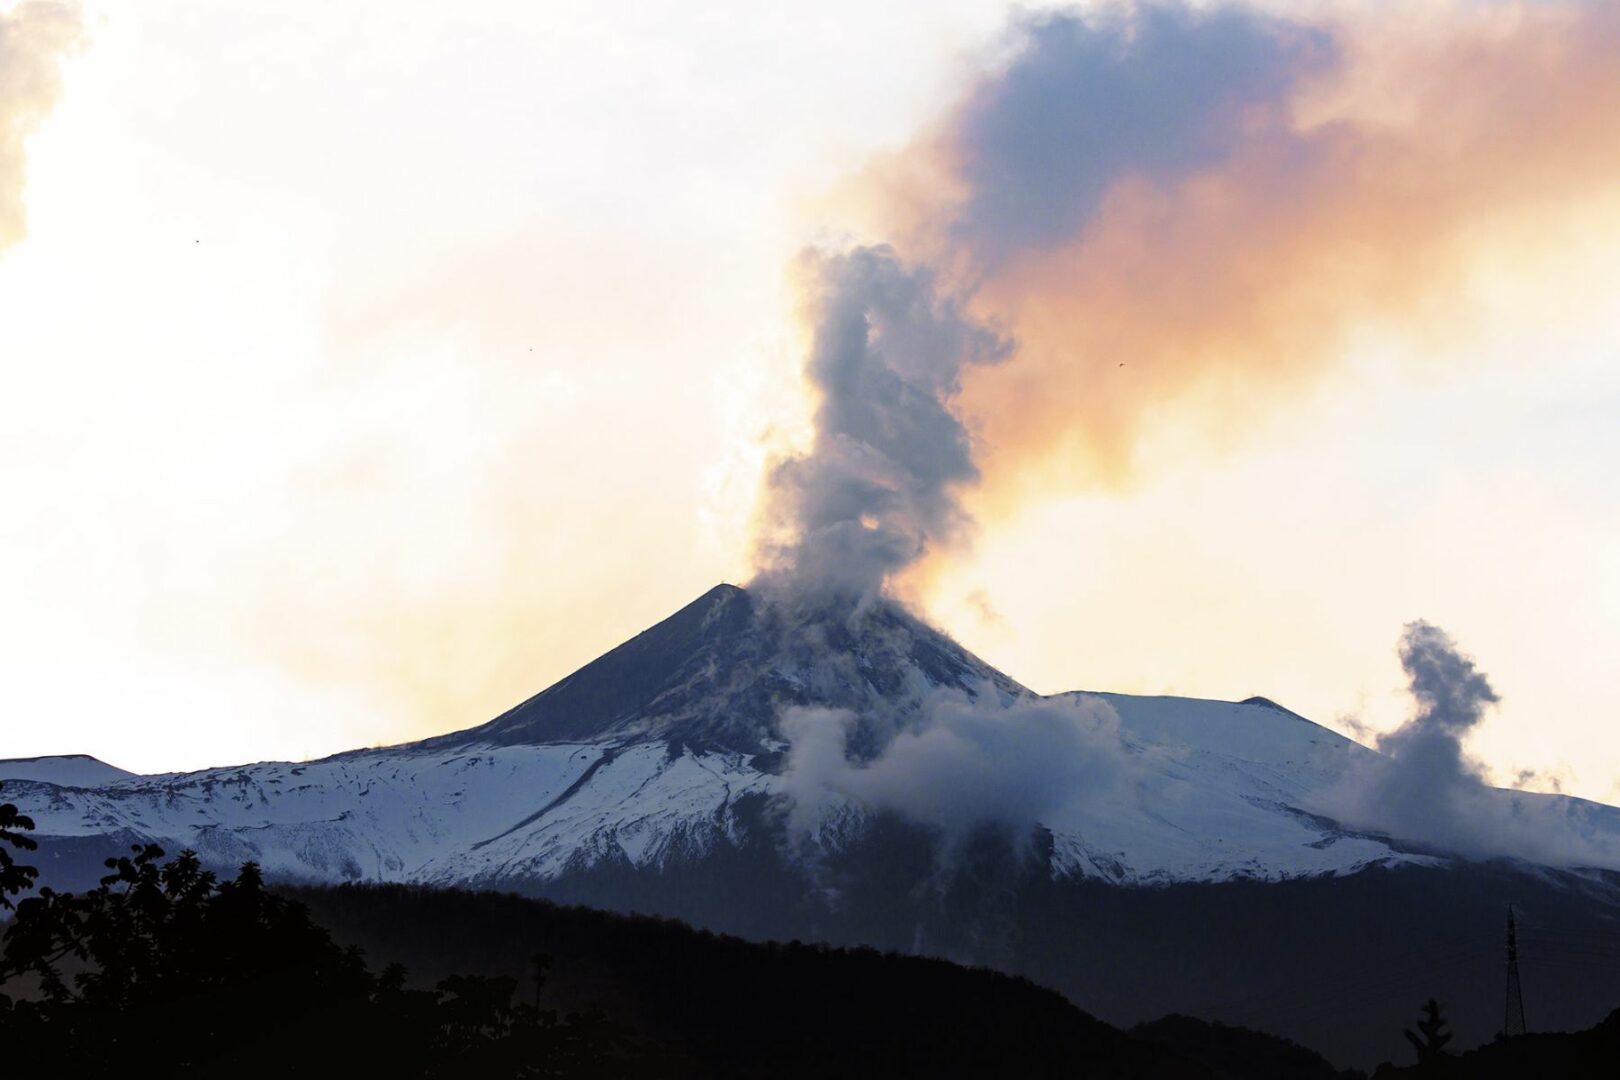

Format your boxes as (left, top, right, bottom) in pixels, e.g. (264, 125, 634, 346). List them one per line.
(452, 809, 1620, 1071)
(289, 881, 1352, 1079)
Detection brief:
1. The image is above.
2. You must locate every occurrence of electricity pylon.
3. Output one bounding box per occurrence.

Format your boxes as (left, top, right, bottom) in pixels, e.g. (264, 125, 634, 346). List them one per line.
(1504, 904, 1526, 1037)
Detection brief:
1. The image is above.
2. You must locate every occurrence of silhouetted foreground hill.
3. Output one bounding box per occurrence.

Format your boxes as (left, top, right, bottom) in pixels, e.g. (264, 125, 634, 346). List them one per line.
(1370, 1007, 1619, 1077)
(289, 880, 1358, 1078)
(6, 796, 1615, 1077)
(1131, 1015, 1363, 1080)
(290, 882, 1620, 1077)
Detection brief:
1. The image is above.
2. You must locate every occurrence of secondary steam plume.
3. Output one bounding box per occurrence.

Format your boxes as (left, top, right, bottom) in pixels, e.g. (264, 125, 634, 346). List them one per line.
(0, 2, 81, 253)
(1342, 621, 1500, 850)
(1320, 622, 1619, 868)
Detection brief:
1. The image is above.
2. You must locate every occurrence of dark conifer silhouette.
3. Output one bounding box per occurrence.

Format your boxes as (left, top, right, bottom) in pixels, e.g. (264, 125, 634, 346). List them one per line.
(1404, 998, 1454, 1071)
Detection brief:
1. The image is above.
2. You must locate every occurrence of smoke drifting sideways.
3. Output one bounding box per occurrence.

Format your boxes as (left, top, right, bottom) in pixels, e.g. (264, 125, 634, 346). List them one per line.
(1319, 622, 1620, 870)
(860, 0, 1620, 497)
(750, 246, 1008, 604)
(780, 688, 1133, 854)
(0, 2, 81, 253)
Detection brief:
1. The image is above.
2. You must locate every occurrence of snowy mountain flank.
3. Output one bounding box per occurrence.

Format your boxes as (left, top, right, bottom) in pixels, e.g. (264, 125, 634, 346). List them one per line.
(9, 584, 1617, 891)
(10, 583, 1620, 1067)
(0, 754, 136, 788)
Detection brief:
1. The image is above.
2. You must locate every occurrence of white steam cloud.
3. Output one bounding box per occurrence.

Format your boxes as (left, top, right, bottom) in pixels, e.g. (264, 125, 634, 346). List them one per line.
(780, 687, 1132, 849)
(0, 1, 81, 253)
(1319, 622, 1620, 869)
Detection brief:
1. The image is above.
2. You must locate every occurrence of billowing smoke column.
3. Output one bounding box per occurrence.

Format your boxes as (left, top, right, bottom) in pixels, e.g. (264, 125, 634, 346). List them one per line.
(0, 2, 81, 253)
(752, 246, 1008, 602)
(752, 248, 1131, 853)
(1320, 622, 1618, 868)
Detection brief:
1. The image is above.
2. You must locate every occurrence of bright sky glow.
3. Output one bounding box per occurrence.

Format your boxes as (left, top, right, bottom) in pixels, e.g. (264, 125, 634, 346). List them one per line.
(1, 0, 1617, 805)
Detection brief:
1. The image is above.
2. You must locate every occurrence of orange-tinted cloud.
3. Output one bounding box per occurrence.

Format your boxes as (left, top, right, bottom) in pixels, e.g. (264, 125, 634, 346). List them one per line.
(850, 1, 1620, 506)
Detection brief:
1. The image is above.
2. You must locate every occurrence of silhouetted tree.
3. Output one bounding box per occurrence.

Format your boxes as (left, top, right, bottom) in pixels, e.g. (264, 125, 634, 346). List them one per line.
(1404, 998, 1454, 1072)
(0, 815, 622, 1077)
(0, 784, 38, 912)
(1, 784, 41, 1017)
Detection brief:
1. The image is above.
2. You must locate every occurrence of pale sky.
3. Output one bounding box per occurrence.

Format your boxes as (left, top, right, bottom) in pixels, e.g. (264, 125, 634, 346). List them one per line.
(2, 0, 1617, 805)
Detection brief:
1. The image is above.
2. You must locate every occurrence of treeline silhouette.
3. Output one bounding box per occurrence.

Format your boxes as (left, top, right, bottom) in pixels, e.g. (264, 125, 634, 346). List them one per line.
(292, 878, 1367, 1078)
(5, 784, 1616, 1077)
(1370, 998, 1619, 1077)
(2, 857, 1184, 1077)
(291, 884, 1620, 1077)
(1, 838, 620, 1075)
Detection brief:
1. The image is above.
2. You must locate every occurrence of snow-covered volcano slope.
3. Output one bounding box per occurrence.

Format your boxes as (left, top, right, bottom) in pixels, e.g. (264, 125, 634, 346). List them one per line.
(7, 584, 1617, 891)
(0, 754, 136, 787)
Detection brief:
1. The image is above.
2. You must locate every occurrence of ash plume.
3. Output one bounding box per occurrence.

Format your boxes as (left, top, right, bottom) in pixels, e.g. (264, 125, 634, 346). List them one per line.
(0, 2, 81, 253)
(1319, 622, 1620, 869)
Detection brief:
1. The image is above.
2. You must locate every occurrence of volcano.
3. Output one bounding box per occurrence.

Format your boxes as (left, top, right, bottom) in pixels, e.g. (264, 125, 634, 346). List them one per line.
(8, 583, 1620, 1068)
(438, 584, 1024, 754)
